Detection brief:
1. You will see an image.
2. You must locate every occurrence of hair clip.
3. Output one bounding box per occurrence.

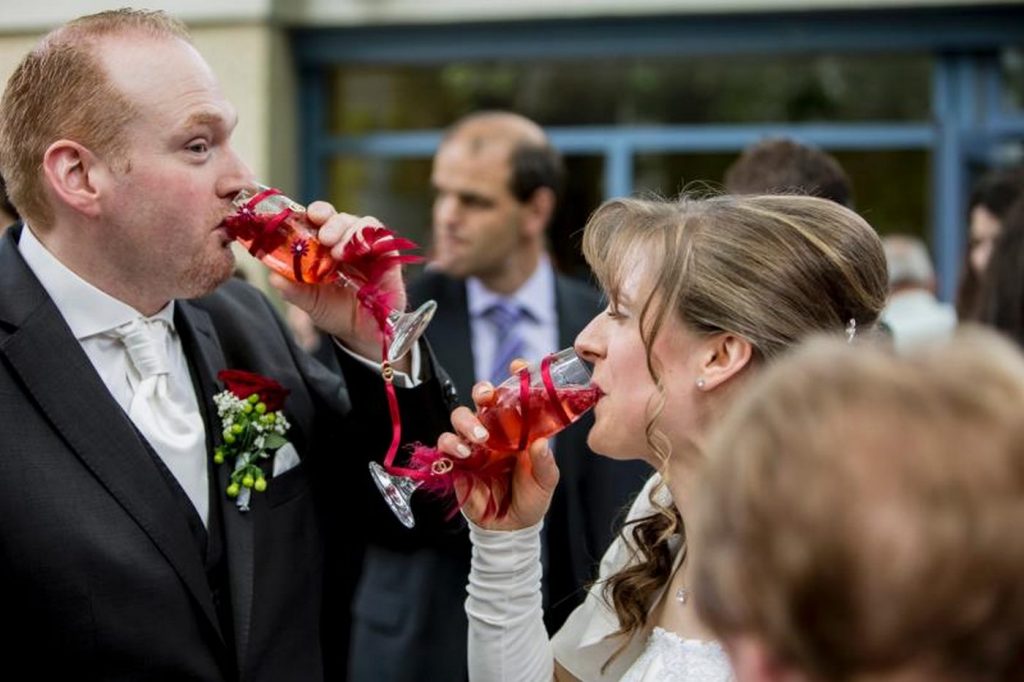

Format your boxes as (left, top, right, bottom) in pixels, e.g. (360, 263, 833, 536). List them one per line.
(846, 318, 857, 344)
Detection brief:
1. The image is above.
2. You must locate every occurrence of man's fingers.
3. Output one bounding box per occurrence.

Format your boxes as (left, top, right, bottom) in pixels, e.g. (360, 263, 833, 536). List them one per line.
(306, 201, 337, 225)
(324, 216, 385, 261)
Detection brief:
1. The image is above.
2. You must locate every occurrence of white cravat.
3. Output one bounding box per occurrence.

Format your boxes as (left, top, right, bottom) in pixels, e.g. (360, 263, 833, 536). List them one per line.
(110, 317, 209, 525)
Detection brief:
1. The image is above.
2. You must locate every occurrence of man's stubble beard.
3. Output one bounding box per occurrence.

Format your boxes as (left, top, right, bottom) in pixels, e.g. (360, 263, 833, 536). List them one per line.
(180, 245, 236, 299)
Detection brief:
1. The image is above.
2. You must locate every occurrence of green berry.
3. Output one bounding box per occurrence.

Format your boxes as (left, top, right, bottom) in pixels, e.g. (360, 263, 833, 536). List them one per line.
(231, 423, 244, 435)
(248, 394, 260, 404)
(255, 402, 267, 415)
(263, 413, 276, 425)
(226, 483, 240, 498)
(213, 451, 225, 464)
(223, 432, 236, 444)
(242, 474, 255, 488)
(254, 477, 267, 492)
(242, 403, 253, 414)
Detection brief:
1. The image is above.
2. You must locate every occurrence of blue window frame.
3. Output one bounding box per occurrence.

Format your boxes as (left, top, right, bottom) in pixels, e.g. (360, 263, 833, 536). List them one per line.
(294, 5, 1024, 300)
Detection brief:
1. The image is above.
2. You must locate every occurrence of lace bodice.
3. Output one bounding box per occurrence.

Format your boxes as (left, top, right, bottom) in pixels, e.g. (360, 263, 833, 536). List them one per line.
(620, 627, 735, 682)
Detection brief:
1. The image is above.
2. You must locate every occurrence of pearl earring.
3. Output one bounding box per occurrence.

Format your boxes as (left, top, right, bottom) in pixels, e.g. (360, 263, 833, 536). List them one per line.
(695, 377, 706, 389)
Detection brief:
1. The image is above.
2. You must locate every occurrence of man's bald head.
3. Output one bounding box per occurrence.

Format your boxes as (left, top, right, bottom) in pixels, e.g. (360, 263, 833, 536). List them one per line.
(441, 111, 563, 203)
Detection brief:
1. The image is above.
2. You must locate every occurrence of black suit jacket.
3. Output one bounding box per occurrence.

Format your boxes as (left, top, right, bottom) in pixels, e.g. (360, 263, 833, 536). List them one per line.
(0, 226, 453, 681)
(348, 269, 649, 681)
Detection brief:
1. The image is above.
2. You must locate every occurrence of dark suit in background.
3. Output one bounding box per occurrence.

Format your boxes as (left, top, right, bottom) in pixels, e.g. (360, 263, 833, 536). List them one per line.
(348, 269, 650, 681)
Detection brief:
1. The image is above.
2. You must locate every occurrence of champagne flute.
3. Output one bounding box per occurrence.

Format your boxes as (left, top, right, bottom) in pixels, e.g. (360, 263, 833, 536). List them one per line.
(369, 348, 601, 528)
(224, 184, 436, 362)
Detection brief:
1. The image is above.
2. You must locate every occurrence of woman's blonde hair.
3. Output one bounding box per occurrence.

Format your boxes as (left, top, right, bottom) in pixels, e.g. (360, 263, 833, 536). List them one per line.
(694, 329, 1024, 681)
(581, 193, 888, 651)
(0, 9, 190, 228)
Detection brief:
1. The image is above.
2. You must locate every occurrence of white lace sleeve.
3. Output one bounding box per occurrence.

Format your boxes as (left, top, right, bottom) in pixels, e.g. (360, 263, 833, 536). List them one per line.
(466, 520, 554, 682)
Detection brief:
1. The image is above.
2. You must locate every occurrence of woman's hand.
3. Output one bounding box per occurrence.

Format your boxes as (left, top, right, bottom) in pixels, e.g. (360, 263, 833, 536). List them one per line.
(437, 371, 561, 531)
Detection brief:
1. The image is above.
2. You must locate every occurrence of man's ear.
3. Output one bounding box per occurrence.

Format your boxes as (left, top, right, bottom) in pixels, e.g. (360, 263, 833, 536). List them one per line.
(521, 186, 555, 238)
(41, 140, 105, 218)
(696, 332, 753, 391)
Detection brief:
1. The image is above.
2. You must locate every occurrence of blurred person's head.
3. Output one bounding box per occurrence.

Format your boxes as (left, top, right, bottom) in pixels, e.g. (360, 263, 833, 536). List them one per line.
(430, 111, 564, 293)
(958, 165, 1024, 319)
(0, 9, 252, 315)
(882, 234, 936, 294)
(976, 197, 1024, 348)
(724, 138, 853, 208)
(694, 329, 1024, 682)
(574, 193, 888, 644)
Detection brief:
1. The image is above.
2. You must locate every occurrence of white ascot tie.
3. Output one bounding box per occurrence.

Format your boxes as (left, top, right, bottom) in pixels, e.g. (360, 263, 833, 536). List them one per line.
(112, 317, 208, 525)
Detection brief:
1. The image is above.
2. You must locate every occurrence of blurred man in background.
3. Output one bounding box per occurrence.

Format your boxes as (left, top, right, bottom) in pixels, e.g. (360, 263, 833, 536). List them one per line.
(347, 111, 648, 681)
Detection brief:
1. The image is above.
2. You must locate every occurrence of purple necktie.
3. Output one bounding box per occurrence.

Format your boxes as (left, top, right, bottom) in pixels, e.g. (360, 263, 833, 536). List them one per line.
(484, 300, 526, 386)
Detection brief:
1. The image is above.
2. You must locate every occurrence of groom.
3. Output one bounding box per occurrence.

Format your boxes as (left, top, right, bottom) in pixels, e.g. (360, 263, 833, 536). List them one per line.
(0, 9, 453, 681)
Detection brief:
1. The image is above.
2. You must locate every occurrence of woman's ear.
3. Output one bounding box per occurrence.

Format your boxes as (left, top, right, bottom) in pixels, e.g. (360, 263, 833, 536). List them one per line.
(695, 332, 753, 391)
(41, 140, 105, 218)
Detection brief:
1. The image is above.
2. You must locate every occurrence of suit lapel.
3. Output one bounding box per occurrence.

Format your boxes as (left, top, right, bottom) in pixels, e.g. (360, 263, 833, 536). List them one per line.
(0, 228, 221, 638)
(176, 301, 256, 670)
(423, 278, 477, 406)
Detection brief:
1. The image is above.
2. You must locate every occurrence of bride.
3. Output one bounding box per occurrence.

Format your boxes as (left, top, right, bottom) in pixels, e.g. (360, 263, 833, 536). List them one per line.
(439, 193, 888, 681)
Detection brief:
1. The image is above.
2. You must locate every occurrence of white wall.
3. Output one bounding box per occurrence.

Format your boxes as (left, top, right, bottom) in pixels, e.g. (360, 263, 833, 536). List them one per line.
(0, 0, 270, 32)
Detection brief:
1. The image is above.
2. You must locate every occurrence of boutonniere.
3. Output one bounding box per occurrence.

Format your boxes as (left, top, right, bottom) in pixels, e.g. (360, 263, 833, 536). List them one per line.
(213, 370, 292, 511)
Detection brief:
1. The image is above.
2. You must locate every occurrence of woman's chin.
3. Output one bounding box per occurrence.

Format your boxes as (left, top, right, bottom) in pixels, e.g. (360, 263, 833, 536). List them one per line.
(586, 431, 632, 462)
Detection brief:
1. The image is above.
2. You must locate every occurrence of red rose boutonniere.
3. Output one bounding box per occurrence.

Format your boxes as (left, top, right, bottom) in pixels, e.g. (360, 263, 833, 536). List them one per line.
(213, 370, 292, 511)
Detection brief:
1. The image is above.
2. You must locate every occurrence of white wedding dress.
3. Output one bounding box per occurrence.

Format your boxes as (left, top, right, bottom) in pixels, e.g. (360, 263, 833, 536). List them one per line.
(466, 474, 735, 682)
(620, 627, 733, 682)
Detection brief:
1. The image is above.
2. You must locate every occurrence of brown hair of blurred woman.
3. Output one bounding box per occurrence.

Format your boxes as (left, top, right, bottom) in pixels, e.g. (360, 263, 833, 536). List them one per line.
(956, 165, 1024, 320)
(975, 196, 1024, 348)
(694, 329, 1024, 682)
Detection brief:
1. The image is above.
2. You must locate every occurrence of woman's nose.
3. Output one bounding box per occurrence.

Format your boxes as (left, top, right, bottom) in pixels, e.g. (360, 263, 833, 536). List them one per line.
(574, 314, 603, 363)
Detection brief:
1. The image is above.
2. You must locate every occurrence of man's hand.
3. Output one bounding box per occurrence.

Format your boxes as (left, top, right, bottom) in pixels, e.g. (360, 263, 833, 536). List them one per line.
(270, 202, 410, 371)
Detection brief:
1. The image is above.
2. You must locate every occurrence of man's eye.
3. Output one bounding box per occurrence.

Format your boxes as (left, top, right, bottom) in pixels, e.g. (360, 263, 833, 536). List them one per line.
(187, 141, 209, 154)
(461, 195, 490, 209)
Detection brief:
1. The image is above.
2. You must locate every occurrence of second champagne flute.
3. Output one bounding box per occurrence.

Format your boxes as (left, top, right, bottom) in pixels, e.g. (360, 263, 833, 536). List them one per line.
(370, 347, 602, 528)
